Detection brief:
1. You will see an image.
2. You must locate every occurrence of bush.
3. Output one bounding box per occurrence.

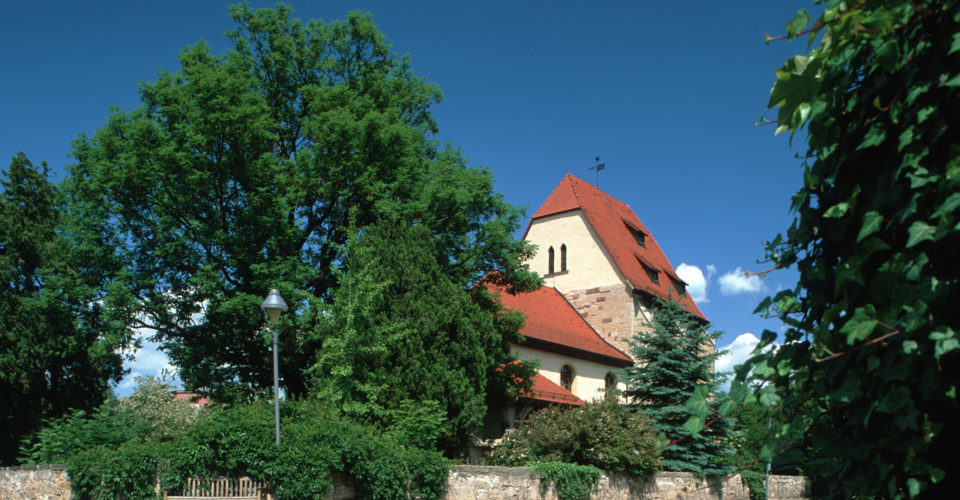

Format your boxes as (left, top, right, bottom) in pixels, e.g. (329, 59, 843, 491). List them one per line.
(486, 398, 659, 478)
(58, 399, 450, 500)
(528, 461, 601, 500)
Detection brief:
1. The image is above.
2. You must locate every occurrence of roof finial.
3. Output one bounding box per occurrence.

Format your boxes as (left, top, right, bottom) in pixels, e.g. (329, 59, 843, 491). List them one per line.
(589, 156, 606, 188)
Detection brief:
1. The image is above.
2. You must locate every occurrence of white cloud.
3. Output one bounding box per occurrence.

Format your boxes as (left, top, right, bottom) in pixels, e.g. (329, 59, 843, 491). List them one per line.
(715, 333, 780, 391)
(676, 263, 713, 303)
(113, 332, 181, 397)
(718, 267, 766, 295)
(716, 333, 763, 374)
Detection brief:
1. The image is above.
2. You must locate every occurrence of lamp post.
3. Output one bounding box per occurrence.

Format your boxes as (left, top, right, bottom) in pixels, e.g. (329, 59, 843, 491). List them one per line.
(261, 289, 288, 445)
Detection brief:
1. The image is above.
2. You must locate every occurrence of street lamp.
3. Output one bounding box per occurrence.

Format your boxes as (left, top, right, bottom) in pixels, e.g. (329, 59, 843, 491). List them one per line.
(261, 289, 288, 445)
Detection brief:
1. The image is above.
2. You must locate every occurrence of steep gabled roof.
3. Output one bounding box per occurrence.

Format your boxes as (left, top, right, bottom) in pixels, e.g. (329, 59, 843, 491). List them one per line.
(522, 372, 584, 406)
(491, 285, 632, 367)
(528, 174, 706, 321)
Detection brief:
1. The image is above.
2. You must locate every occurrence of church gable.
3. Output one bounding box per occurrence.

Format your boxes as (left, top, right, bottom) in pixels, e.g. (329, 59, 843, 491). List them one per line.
(526, 174, 706, 321)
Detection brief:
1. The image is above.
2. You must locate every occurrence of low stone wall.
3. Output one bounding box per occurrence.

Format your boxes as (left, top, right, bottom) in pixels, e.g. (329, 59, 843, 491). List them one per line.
(0, 465, 71, 500)
(445, 466, 810, 500)
(0, 465, 810, 500)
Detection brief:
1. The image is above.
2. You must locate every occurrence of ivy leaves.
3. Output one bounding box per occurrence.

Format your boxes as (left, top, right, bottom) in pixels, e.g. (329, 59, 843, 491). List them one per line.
(690, 1, 960, 497)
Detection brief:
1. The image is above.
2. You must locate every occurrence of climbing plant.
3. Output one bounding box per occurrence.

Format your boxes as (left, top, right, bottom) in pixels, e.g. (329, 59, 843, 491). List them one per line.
(685, 1, 960, 498)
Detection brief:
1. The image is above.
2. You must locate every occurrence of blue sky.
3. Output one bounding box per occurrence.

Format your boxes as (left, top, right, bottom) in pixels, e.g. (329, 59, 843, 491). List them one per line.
(1, 1, 812, 395)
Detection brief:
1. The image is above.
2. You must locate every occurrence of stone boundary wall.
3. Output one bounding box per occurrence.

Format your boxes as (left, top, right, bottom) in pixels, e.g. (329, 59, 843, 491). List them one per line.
(1, 465, 809, 500)
(446, 466, 810, 500)
(0, 465, 70, 500)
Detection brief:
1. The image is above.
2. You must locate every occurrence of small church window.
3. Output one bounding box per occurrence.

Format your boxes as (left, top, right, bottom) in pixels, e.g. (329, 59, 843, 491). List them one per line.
(560, 244, 567, 272)
(548, 246, 555, 274)
(560, 365, 574, 391)
(605, 372, 617, 390)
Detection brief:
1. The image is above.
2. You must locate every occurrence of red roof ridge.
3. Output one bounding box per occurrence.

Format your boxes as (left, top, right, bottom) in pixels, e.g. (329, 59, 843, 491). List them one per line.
(526, 174, 707, 321)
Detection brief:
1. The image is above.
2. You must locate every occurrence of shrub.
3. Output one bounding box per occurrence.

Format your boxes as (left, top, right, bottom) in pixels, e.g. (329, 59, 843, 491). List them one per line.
(528, 461, 601, 500)
(59, 399, 449, 500)
(486, 398, 659, 478)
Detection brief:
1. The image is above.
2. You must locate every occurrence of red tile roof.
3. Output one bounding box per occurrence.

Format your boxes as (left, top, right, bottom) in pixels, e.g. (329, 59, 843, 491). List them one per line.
(522, 372, 585, 406)
(491, 285, 632, 366)
(171, 390, 211, 407)
(527, 174, 706, 321)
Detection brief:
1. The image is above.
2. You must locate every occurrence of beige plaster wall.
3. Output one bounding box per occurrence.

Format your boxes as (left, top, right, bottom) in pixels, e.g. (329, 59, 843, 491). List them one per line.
(525, 211, 624, 291)
(514, 345, 626, 402)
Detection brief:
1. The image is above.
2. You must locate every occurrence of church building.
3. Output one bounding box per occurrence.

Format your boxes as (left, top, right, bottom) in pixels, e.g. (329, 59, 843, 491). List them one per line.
(493, 173, 707, 415)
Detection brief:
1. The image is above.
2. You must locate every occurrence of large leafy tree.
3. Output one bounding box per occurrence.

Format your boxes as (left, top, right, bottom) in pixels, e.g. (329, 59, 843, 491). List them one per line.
(0, 153, 131, 465)
(67, 4, 536, 399)
(691, 1, 960, 497)
(314, 220, 522, 453)
(624, 299, 731, 476)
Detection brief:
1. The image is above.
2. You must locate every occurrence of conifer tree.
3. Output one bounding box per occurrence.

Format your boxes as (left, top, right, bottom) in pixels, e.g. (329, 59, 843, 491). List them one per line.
(624, 299, 731, 476)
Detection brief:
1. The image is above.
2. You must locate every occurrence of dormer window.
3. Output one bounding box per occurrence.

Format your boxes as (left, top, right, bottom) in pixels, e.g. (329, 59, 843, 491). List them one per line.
(622, 219, 647, 248)
(638, 261, 659, 285)
(671, 277, 687, 297)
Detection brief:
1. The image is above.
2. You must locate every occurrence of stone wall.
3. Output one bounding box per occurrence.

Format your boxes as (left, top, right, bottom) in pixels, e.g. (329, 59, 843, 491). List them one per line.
(563, 284, 638, 357)
(0, 465, 71, 500)
(0, 465, 809, 500)
(445, 466, 810, 500)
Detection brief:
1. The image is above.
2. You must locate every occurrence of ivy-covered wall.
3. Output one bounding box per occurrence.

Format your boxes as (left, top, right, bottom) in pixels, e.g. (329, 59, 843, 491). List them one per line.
(1, 465, 810, 500)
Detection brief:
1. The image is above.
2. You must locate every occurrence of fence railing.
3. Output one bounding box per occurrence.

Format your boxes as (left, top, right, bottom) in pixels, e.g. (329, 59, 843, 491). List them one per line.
(163, 477, 268, 499)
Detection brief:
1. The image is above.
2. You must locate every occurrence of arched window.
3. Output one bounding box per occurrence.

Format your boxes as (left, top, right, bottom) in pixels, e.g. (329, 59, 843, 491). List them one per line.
(548, 246, 555, 275)
(605, 372, 618, 400)
(560, 364, 574, 391)
(560, 244, 567, 272)
(605, 372, 617, 390)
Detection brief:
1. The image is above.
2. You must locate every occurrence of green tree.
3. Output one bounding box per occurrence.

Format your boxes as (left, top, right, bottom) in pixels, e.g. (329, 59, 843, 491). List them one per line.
(66, 4, 536, 400)
(0, 153, 131, 465)
(314, 220, 521, 454)
(624, 299, 731, 476)
(702, 1, 960, 497)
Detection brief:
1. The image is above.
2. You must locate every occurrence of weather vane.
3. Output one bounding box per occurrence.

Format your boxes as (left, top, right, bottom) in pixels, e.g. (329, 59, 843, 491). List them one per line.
(589, 156, 606, 188)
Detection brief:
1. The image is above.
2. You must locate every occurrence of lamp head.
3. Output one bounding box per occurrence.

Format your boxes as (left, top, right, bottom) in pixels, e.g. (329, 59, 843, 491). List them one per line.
(260, 289, 288, 326)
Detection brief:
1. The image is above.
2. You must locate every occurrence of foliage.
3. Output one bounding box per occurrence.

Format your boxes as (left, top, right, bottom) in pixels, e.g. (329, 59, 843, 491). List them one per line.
(527, 461, 601, 500)
(486, 398, 660, 477)
(682, 1, 960, 498)
(0, 152, 132, 465)
(740, 469, 766, 500)
(314, 220, 522, 454)
(50, 399, 448, 500)
(624, 299, 732, 476)
(18, 404, 147, 466)
(117, 375, 205, 441)
(65, 2, 537, 401)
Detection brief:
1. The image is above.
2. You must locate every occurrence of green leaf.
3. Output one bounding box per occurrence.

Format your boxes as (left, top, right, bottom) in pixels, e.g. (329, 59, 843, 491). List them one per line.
(857, 211, 883, 241)
(682, 415, 704, 436)
(906, 221, 935, 247)
(823, 202, 850, 218)
(936, 193, 960, 217)
(907, 478, 921, 497)
(840, 306, 877, 344)
(951, 32, 960, 54)
(857, 123, 886, 150)
(875, 39, 899, 71)
(944, 73, 960, 87)
(788, 10, 810, 38)
(902, 340, 919, 354)
(877, 386, 911, 413)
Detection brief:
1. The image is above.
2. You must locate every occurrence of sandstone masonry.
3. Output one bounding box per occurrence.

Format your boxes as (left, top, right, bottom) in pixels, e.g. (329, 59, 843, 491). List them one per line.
(1, 465, 810, 500)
